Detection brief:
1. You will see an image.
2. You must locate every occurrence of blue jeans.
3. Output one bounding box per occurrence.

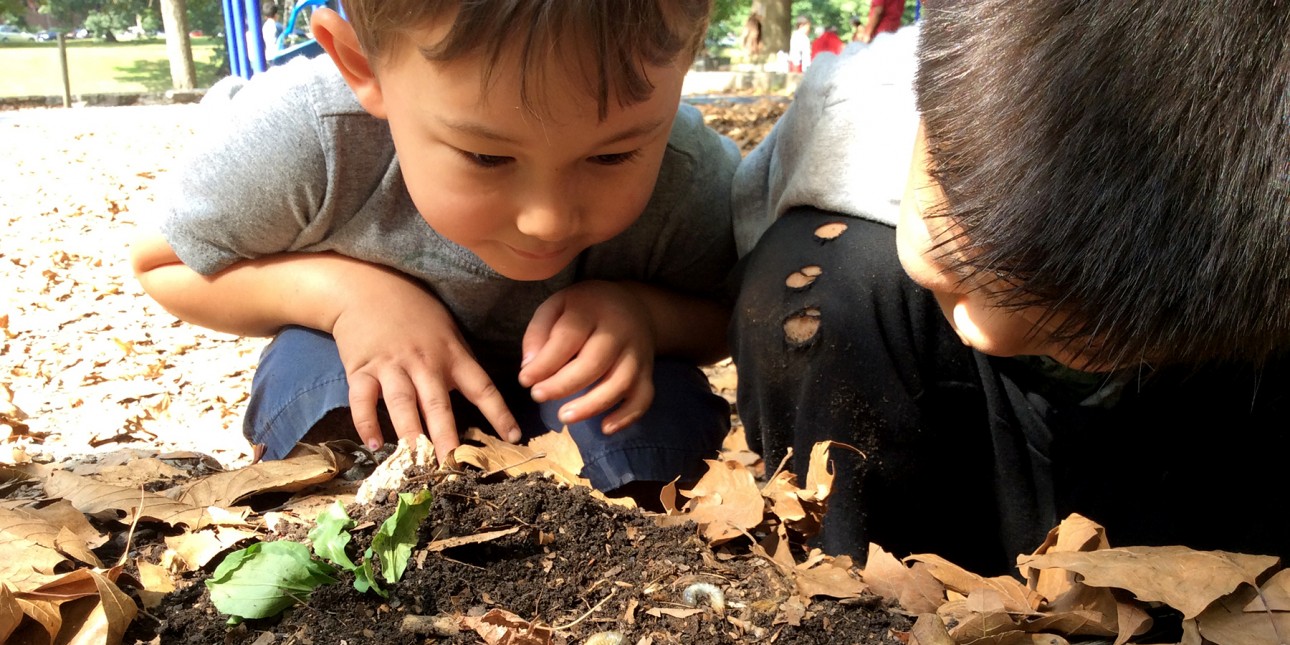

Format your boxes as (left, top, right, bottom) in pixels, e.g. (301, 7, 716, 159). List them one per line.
(243, 327, 729, 491)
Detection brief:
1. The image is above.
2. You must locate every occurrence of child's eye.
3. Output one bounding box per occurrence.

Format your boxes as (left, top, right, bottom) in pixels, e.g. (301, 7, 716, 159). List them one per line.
(458, 150, 513, 168)
(588, 150, 640, 166)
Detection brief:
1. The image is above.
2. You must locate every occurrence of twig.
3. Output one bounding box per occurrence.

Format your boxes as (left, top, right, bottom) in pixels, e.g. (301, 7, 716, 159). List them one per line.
(116, 486, 148, 567)
(482, 452, 547, 478)
(552, 589, 616, 632)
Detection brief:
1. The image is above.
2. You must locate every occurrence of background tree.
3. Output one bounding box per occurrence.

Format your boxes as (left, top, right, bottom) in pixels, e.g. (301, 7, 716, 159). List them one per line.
(158, 0, 195, 89)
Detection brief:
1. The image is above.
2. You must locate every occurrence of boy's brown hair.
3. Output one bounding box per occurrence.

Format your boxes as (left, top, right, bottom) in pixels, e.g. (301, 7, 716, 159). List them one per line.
(342, 0, 712, 117)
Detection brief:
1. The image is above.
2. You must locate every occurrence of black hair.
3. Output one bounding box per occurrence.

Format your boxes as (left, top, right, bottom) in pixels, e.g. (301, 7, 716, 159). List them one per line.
(915, 0, 1290, 368)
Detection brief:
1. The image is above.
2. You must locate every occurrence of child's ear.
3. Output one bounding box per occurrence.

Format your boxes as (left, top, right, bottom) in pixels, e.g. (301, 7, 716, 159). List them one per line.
(312, 8, 387, 118)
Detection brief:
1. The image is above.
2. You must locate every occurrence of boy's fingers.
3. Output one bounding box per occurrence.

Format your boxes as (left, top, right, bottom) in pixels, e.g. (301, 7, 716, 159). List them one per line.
(521, 296, 562, 366)
(528, 331, 616, 401)
(408, 375, 459, 465)
(601, 376, 654, 434)
(520, 317, 590, 388)
(455, 365, 521, 443)
(346, 372, 386, 451)
(556, 356, 643, 425)
(380, 375, 429, 446)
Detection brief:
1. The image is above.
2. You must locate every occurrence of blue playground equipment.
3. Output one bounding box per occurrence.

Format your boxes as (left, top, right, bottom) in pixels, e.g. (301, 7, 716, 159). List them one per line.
(222, 0, 341, 79)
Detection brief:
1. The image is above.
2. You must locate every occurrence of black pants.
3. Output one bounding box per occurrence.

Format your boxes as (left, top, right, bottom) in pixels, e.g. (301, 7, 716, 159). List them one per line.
(730, 209, 1290, 575)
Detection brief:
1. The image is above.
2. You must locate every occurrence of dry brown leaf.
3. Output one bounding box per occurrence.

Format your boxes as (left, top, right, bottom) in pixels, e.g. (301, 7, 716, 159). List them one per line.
(43, 469, 247, 530)
(793, 551, 866, 599)
(746, 524, 798, 579)
(357, 435, 434, 505)
(134, 560, 176, 609)
(1022, 609, 1117, 639)
(18, 499, 107, 550)
(861, 543, 945, 614)
(526, 429, 585, 477)
(760, 469, 808, 525)
(1243, 569, 1290, 612)
(426, 526, 522, 553)
(60, 567, 137, 645)
(13, 566, 136, 644)
(1113, 600, 1152, 645)
(668, 458, 764, 544)
(0, 583, 21, 643)
(458, 607, 552, 645)
(177, 442, 351, 507)
(1196, 584, 1290, 645)
(1020, 513, 1109, 603)
(88, 458, 185, 487)
(944, 603, 1019, 641)
(1017, 546, 1279, 619)
(909, 552, 1043, 614)
(959, 633, 1069, 645)
(0, 506, 83, 585)
(907, 613, 955, 645)
(718, 424, 761, 471)
(163, 526, 259, 571)
(1032, 582, 1118, 635)
(452, 428, 568, 479)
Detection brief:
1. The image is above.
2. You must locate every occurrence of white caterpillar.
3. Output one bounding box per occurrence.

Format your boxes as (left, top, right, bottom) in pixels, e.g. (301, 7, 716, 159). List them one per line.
(682, 582, 726, 612)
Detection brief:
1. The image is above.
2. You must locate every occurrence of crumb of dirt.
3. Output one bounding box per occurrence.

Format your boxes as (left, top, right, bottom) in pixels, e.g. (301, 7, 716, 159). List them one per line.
(131, 472, 908, 645)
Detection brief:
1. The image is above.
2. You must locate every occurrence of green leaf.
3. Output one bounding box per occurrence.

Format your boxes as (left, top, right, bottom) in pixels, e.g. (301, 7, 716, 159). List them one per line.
(308, 501, 359, 571)
(352, 547, 388, 598)
(372, 488, 433, 583)
(205, 541, 339, 620)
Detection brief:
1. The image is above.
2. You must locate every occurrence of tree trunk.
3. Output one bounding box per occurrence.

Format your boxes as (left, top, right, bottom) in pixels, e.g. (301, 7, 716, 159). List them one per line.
(158, 0, 196, 90)
(762, 0, 791, 56)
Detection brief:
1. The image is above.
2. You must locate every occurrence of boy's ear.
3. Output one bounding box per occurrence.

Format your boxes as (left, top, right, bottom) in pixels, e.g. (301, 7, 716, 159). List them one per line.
(312, 8, 387, 118)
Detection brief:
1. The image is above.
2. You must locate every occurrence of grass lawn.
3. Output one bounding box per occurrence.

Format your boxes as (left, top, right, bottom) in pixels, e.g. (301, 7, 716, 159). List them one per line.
(0, 38, 226, 97)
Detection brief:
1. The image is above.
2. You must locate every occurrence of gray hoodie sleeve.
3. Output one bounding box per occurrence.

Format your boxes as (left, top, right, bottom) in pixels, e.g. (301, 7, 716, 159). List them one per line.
(731, 25, 922, 257)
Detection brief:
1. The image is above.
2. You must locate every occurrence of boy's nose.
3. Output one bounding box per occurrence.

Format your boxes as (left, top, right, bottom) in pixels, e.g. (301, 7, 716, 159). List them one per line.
(516, 196, 577, 242)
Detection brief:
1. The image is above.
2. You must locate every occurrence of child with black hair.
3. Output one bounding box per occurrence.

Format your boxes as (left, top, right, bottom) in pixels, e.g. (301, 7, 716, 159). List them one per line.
(730, 0, 1290, 574)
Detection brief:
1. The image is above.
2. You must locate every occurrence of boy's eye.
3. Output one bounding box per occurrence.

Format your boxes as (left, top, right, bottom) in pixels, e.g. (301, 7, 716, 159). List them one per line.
(459, 150, 513, 168)
(588, 150, 640, 166)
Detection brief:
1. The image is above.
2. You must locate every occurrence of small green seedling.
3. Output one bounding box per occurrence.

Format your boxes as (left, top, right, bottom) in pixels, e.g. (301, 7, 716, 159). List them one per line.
(205, 541, 339, 623)
(207, 489, 434, 620)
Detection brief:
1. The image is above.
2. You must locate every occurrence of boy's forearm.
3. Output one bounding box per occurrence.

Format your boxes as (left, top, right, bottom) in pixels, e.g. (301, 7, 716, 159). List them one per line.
(619, 282, 731, 365)
(132, 235, 418, 337)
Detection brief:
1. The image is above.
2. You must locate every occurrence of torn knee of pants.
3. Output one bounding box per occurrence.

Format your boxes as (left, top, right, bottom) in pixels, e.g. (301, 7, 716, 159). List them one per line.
(785, 265, 822, 289)
(814, 222, 848, 240)
(783, 306, 821, 346)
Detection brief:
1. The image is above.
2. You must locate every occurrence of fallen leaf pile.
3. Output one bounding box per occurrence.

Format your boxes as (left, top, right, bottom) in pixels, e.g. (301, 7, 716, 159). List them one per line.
(1, 106, 263, 468)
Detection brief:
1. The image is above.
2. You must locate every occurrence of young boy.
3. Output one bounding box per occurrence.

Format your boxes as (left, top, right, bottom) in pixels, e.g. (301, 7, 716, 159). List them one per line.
(731, 0, 1290, 574)
(131, 0, 740, 500)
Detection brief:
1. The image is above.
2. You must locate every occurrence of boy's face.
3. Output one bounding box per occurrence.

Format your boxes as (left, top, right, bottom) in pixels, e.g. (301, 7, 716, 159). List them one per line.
(352, 21, 687, 282)
(896, 124, 1109, 371)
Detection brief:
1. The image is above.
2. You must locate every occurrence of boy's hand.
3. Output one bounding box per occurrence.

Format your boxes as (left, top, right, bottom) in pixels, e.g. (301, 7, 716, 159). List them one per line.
(330, 271, 521, 465)
(519, 281, 656, 434)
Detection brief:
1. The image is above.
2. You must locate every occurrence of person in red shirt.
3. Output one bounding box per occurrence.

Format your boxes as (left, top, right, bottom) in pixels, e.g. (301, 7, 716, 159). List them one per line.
(858, 0, 905, 43)
(810, 25, 845, 59)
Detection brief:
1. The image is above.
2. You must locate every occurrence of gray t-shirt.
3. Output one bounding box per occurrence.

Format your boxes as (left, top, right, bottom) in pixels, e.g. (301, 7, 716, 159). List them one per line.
(160, 56, 741, 362)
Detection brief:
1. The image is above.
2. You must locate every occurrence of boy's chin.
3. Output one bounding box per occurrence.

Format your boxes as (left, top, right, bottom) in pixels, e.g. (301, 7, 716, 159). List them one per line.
(488, 259, 572, 282)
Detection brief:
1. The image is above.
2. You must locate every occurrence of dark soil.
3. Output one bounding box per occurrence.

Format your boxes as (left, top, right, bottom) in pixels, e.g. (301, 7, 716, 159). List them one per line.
(128, 471, 910, 644)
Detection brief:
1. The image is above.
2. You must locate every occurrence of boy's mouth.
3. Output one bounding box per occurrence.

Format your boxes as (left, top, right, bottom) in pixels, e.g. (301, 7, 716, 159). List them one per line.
(506, 244, 568, 261)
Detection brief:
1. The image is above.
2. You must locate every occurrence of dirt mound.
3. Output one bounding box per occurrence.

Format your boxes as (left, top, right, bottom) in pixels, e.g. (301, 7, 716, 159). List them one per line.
(132, 471, 909, 644)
